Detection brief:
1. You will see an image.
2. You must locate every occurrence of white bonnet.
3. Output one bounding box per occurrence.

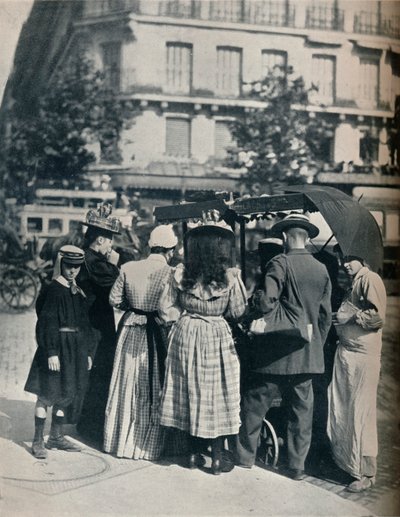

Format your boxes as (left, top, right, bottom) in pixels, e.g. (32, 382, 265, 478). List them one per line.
(148, 224, 178, 249)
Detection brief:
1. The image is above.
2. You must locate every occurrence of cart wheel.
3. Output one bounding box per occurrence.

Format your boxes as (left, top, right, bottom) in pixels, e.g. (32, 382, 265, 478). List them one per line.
(257, 418, 279, 468)
(0, 266, 38, 312)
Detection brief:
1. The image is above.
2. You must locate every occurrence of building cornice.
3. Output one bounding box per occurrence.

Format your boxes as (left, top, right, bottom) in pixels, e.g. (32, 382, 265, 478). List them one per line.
(120, 91, 393, 120)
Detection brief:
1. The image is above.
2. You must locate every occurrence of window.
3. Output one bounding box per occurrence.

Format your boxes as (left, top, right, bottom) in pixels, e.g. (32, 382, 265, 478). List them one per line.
(215, 121, 234, 159)
(311, 55, 336, 104)
(216, 47, 242, 96)
(248, 1, 292, 27)
(210, 1, 242, 22)
(261, 50, 287, 79)
(166, 118, 191, 157)
(166, 43, 193, 94)
(102, 42, 121, 90)
(48, 219, 63, 235)
(306, 1, 344, 30)
(386, 213, 399, 241)
(69, 220, 81, 233)
(359, 58, 379, 106)
(370, 211, 384, 236)
(360, 130, 379, 162)
(27, 218, 43, 233)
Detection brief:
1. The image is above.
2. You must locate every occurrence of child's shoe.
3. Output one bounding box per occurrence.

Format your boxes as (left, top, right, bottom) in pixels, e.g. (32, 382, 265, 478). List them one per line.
(32, 439, 48, 459)
(46, 435, 82, 452)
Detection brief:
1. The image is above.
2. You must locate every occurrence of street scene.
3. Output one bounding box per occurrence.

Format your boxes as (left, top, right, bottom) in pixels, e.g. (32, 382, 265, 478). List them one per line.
(1, 0, 400, 516)
(0, 295, 399, 516)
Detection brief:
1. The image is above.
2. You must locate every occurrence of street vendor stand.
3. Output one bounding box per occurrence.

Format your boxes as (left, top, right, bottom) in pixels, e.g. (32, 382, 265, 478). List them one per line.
(154, 186, 383, 279)
(154, 185, 383, 468)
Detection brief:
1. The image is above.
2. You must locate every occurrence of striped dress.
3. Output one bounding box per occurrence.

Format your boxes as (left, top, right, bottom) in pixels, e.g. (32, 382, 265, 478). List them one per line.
(159, 265, 247, 439)
(104, 254, 171, 460)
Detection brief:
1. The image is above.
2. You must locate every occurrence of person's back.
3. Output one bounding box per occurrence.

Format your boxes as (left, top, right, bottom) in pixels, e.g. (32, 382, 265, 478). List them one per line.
(236, 213, 332, 479)
(119, 255, 172, 312)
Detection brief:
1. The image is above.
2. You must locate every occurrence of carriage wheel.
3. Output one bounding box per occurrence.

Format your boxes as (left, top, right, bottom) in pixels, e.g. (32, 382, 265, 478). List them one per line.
(257, 418, 279, 468)
(0, 266, 38, 312)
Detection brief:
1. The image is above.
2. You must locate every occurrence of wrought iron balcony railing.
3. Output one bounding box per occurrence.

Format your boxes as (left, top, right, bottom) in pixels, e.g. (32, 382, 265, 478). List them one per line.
(305, 5, 344, 31)
(354, 11, 400, 38)
(82, 0, 399, 40)
(156, 0, 295, 27)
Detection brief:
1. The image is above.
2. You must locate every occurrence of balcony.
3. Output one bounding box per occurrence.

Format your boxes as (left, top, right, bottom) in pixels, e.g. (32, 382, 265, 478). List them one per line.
(83, 0, 138, 18)
(150, 0, 296, 28)
(305, 5, 344, 31)
(354, 12, 400, 39)
(245, 1, 295, 28)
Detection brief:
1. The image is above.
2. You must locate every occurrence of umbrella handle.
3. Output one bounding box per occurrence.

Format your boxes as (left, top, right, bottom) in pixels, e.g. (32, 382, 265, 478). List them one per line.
(319, 234, 335, 253)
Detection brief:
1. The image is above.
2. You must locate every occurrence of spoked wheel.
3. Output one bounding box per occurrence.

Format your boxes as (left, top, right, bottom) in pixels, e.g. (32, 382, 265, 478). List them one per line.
(0, 266, 38, 312)
(257, 418, 279, 468)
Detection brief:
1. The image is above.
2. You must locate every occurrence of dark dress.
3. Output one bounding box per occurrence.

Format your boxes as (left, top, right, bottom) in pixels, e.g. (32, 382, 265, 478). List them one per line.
(24, 279, 96, 423)
(76, 248, 119, 442)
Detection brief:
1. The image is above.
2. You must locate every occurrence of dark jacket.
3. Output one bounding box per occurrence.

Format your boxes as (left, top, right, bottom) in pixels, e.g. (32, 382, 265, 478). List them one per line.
(253, 249, 332, 375)
(77, 248, 119, 366)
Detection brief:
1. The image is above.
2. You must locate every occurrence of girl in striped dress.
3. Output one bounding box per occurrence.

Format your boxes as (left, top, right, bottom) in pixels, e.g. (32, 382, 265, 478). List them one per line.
(159, 224, 247, 475)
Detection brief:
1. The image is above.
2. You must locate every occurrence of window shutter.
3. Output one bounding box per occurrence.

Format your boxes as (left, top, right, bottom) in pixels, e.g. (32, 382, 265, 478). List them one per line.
(166, 43, 192, 93)
(261, 50, 287, 78)
(359, 58, 379, 105)
(166, 118, 191, 157)
(311, 55, 335, 103)
(102, 42, 121, 90)
(216, 47, 242, 96)
(215, 121, 234, 158)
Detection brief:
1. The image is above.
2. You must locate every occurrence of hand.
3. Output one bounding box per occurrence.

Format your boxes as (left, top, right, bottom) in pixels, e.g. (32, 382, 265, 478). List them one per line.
(88, 356, 93, 371)
(334, 310, 354, 325)
(48, 355, 60, 371)
(107, 249, 120, 266)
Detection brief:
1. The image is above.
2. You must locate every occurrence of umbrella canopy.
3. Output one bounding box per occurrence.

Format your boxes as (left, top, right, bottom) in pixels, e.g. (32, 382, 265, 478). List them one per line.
(285, 185, 383, 273)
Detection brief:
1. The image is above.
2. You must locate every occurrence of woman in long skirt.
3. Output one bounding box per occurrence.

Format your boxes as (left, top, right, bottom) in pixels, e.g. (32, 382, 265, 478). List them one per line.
(328, 254, 386, 493)
(159, 224, 247, 475)
(104, 225, 177, 460)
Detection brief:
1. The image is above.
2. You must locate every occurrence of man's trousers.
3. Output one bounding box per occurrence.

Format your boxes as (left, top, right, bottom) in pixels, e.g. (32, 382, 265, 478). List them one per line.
(236, 372, 314, 470)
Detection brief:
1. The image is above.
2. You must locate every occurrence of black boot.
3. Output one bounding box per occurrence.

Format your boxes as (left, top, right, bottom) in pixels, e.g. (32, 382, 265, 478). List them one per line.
(211, 437, 234, 475)
(32, 416, 47, 459)
(46, 414, 81, 452)
(188, 435, 206, 469)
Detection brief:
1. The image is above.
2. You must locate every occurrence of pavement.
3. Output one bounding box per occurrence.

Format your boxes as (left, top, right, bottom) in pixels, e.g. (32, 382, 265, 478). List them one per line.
(0, 303, 399, 517)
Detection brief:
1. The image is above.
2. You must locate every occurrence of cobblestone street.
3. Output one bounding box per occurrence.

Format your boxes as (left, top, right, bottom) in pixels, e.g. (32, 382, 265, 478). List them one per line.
(0, 299, 399, 516)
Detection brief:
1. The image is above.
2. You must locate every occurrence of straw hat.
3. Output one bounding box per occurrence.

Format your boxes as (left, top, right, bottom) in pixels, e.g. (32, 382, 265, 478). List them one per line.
(271, 213, 319, 239)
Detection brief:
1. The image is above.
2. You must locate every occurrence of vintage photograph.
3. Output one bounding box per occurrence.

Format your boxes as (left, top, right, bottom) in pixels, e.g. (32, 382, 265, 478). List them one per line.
(0, 1, 399, 516)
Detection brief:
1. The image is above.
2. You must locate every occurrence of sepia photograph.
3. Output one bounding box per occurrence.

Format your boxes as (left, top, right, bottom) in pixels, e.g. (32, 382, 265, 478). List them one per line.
(0, 1, 399, 515)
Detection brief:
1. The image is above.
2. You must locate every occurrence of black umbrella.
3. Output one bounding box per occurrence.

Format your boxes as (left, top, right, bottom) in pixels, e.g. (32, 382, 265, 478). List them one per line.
(285, 185, 383, 273)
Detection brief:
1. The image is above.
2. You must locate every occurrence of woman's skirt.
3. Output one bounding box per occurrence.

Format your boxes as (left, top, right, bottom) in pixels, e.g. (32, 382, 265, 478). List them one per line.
(160, 314, 241, 439)
(327, 343, 381, 479)
(104, 324, 165, 460)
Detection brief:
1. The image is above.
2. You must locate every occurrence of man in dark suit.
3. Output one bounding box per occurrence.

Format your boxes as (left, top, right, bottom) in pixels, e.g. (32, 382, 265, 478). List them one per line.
(235, 213, 332, 480)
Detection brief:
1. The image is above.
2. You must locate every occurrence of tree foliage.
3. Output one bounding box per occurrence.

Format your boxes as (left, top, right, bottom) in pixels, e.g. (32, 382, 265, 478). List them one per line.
(2, 55, 135, 200)
(226, 66, 334, 194)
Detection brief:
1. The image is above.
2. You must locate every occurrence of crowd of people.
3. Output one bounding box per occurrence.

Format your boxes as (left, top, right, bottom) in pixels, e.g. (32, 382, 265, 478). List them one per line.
(24, 204, 387, 493)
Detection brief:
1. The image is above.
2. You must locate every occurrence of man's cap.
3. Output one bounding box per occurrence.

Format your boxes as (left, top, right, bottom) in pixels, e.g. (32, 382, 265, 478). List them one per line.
(59, 245, 85, 266)
(270, 213, 319, 239)
(148, 225, 178, 249)
(82, 203, 121, 234)
(258, 237, 284, 248)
